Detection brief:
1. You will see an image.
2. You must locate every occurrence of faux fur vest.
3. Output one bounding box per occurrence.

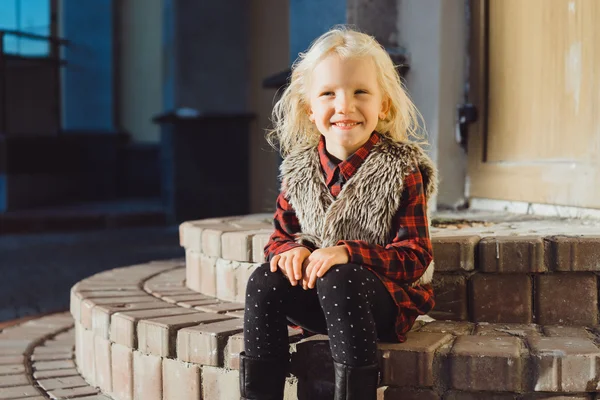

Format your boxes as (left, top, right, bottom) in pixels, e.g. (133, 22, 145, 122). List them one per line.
(280, 134, 437, 286)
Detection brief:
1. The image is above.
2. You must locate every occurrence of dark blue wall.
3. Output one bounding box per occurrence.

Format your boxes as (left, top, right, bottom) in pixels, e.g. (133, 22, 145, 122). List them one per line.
(289, 0, 346, 63)
(61, 0, 114, 131)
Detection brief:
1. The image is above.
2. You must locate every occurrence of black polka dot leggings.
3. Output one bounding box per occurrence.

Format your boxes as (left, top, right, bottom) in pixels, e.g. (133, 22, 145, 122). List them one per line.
(243, 263, 399, 366)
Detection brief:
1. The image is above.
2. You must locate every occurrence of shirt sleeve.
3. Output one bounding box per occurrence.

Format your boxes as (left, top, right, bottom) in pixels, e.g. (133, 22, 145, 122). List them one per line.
(263, 191, 313, 261)
(337, 167, 433, 284)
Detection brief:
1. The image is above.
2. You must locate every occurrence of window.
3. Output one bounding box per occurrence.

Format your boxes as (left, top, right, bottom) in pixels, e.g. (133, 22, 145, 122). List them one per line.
(0, 0, 51, 56)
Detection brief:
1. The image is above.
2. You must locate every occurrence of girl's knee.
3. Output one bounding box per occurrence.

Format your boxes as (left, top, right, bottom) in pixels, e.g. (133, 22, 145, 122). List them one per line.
(246, 263, 288, 299)
(316, 264, 365, 287)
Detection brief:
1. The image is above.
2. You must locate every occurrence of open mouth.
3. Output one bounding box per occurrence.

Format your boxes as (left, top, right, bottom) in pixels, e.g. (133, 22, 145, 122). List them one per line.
(332, 122, 361, 127)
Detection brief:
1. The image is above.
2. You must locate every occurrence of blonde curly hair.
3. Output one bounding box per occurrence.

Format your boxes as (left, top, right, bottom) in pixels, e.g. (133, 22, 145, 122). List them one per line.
(268, 25, 425, 157)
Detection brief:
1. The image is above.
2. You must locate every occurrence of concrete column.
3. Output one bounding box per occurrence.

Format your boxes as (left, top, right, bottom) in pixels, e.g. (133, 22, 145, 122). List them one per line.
(60, 0, 114, 131)
(289, 0, 346, 62)
(397, 0, 468, 209)
(163, 0, 250, 112)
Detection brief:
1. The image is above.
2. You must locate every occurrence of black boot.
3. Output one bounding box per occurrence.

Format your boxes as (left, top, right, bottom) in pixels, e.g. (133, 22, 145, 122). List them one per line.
(239, 351, 288, 400)
(333, 361, 379, 400)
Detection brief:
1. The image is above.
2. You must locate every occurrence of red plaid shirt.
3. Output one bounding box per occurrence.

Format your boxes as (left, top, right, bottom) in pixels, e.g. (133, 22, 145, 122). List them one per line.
(264, 132, 435, 342)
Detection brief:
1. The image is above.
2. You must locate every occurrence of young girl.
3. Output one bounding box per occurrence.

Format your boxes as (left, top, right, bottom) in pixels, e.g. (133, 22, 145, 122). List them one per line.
(240, 26, 436, 400)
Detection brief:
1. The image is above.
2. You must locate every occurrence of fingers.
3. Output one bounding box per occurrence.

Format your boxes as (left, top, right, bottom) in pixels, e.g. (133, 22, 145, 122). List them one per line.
(283, 255, 297, 286)
(302, 260, 313, 290)
(293, 255, 303, 281)
(270, 255, 280, 273)
(307, 260, 323, 289)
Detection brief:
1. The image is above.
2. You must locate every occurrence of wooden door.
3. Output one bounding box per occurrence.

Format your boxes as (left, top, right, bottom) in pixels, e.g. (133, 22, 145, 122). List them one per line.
(468, 0, 600, 208)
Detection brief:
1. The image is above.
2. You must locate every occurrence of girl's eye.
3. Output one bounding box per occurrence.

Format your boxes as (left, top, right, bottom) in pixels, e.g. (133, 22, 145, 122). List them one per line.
(355, 89, 368, 94)
(320, 92, 334, 97)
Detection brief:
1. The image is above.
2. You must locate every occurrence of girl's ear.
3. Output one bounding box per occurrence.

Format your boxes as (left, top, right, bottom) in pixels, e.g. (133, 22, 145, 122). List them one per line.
(307, 107, 315, 123)
(379, 96, 391, 120)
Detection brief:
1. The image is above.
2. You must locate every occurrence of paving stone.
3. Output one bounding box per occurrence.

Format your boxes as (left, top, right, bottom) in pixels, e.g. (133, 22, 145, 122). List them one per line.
(216, 259, 238, 302)
(195, 302, 245, 314)
(32, 368, 79, 379)
(201, 365, 240, 400)
(470, 274, 533, 323)
(450, 335, 526, 392)
(162, 358, 201, 400)
(30, 352, 72, 362)
(176, 298, 221, 309)
(160, 293, 212, 304)
(0, 374, 28, 388)
(535, 274, 598, 326)
(377, 386, 440, 399)
(0, 340, 33, 355)
(109, 307, 197, 348)
(542, 326, 592, 339)
(0, 356, 24, 365)
(444, 391, 519, 399)
(226, 310, 245, 319)
(431, 235, 480, 271)
(545, 235, 600, 272)
(46, 385, 99, 399)
(221, 230, 262, 262)
(94, 335, 112, 393)
(177, 318, 244, 366)
(185, 249, 202, 293)
(36, 375, 88, 390)
(111, 343, 133, 400)
(35, 346, 73, 355)
(32, 359, 76, 372)
(79, 328, 95, 384)
(474, 323, 541, 338)
(528, 336, 600, 392)
(80, 296, 162, 330)
(0, 364, 26, 375)
(419, 321, 474, 336)
(378, 332, 454, 387)
(92, 302, 177, 339)
(235, 262, 259, 303)
(430, 274, 469, 321)
(198, 254, 218, 297)
(202, 227, 226, 257)
(133, 351, 162, 400)
(479, 236, 546, 273)
(224, 332, 245, 370)
(137, 312, 233, 357)
(252, 233, 271, 263)
(0, 384, 42, 399)
(181, 221, 203, 252)
(520, 395, 592, 399)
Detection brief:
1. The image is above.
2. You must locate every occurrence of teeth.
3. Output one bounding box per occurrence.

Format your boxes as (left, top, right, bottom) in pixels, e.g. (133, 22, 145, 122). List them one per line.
(334, 122, 359, 127)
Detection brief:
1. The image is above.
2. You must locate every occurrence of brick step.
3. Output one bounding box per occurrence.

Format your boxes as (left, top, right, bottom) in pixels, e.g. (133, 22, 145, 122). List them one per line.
(66, 260, 600, 399)
(180, 214, 600, 325)
(0, 311, 110, 399)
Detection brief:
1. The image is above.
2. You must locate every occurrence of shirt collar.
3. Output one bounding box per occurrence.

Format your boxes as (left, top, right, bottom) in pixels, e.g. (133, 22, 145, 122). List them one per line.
(318, 132, 380, 185)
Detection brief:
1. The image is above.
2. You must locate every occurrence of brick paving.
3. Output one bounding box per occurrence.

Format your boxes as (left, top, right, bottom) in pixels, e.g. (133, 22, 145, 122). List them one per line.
(1, 212, 599, 399)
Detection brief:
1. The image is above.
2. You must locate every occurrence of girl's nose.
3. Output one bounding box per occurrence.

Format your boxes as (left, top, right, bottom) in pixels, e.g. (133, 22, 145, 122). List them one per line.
(335, 93, 355, 114)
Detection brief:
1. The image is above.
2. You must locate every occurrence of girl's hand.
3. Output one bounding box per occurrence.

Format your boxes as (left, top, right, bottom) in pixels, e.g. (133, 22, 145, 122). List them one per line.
(302, 245, 349, 289)
(270, 247, 312, 286)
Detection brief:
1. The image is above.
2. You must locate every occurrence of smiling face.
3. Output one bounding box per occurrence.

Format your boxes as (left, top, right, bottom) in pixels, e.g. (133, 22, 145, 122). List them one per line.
(307, 54, 389, 160)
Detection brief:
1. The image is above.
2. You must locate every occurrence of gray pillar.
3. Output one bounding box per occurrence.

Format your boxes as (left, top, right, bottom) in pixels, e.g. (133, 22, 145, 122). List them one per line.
(163, 0, 250, 112)
(289, 0, 346, 63)
(397, 0, 468, 209)
(61, 0, 114, 131)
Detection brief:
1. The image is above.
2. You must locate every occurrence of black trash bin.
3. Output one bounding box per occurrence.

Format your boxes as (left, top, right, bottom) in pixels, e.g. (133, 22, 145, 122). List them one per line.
(153, 111, 255, 224)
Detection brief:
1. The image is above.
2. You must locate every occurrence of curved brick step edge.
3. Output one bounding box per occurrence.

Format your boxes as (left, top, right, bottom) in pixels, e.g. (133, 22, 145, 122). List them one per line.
(69, 261, 301, 399)
(71, 263, 600, 399)
(0, 311, 110, 399)
(180, 216, 600, 325)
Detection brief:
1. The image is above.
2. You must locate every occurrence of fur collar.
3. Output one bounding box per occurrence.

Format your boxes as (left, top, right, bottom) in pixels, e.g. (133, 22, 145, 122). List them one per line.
(280, 134, 437, 286)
